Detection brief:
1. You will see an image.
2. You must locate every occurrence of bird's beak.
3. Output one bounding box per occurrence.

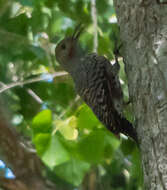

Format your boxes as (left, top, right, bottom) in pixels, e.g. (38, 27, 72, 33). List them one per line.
(72, 23, 84, 41)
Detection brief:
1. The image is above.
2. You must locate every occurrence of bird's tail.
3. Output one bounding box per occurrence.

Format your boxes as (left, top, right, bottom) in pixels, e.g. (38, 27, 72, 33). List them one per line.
(119, 117, 138, 144)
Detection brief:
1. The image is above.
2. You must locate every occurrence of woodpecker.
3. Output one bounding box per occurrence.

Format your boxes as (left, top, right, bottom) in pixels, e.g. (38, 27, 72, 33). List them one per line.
(55, 25, 138, 143)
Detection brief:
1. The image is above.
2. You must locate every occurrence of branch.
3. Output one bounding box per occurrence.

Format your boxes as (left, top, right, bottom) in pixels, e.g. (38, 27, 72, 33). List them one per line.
(0, 71, 68, 93)
(91, 0, 98, 53)
(25, 88, 44, 104)
(58, 95, 80, 119)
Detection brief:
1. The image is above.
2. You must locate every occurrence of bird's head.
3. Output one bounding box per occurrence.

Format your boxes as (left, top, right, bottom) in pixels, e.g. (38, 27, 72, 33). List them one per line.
(55, 24, 83, 71)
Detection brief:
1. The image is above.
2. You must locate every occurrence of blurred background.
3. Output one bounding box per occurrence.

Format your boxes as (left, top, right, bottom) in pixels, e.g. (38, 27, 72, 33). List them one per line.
(0, 0, 143, 189)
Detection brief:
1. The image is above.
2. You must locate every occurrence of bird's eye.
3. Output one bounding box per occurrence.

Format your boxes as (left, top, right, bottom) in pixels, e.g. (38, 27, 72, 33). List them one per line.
(61, 44, 66, 50)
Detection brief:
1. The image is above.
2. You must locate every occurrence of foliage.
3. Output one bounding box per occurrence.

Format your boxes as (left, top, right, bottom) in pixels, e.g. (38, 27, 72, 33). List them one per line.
(0, 0, 143, 189)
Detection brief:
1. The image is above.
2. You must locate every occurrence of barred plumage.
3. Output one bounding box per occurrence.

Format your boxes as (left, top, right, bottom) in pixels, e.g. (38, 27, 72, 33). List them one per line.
(55, 26, 138, 143)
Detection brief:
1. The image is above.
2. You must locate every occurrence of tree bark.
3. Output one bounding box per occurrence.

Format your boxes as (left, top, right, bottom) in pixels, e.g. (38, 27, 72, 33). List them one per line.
(113, 0, 167, 189)
(0, 103, 57, 190)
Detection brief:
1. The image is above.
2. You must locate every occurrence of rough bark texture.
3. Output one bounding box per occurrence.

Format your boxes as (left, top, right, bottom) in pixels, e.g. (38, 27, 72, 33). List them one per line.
(113, 0, 167, 189)
(0, 103, 57, 190)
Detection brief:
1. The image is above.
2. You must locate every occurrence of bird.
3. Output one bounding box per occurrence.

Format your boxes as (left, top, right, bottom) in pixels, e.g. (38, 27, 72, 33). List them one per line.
(55, 25, 138, 143)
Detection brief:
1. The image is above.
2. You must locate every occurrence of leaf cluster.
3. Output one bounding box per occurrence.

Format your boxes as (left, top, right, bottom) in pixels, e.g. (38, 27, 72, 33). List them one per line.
(0, 0, 143, 189)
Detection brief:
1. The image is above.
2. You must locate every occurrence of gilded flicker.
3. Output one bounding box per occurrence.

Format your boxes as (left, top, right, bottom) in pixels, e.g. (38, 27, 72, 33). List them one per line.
(55, 25, 137, 143)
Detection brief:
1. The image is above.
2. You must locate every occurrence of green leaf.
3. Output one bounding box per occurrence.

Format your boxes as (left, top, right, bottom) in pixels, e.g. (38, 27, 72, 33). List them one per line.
(32, 109, 52, 134)
(16, 0, 33, 6)
(54, 158, 90, 186)
(96, 0, 108, 14)
(51, 82, 75, 107)
(42, 134, 70, 168)
(120, 139, 136, 156)
(105, 131, 120, 150)
(77, 104, 100, 130)
(98, 34, 114, 59)
(103, 131, 120, 159)
(33, 133, 50, 155)
(28, 45, 47, 60)
(1, 13, 29, 35)
(77, 130, 106, 164)
(30, 7, 49, 33)
(109, 23, 120, 43)
(130, 148, 143, 186)
(55, 116, 78, 140)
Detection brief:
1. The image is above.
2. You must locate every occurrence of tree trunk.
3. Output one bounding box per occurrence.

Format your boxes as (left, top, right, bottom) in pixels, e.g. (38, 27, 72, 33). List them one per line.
(113, 0, 167, 189)
(0, 103, 57, 190)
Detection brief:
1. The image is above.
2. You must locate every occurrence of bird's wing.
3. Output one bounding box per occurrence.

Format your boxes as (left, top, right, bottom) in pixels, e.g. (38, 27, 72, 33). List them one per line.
(81, 54, 137, 142)
(81, 54, 121, 133)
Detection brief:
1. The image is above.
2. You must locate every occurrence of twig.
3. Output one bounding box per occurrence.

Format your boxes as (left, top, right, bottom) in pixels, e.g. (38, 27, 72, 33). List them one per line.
(59, 95, 80, 119)
(26, 88, 43, 104)
(91, 0, 98, 53)
(0, 81, 44, 104)
(0, 71, 68, 93)
(52, 95, 80, 135)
